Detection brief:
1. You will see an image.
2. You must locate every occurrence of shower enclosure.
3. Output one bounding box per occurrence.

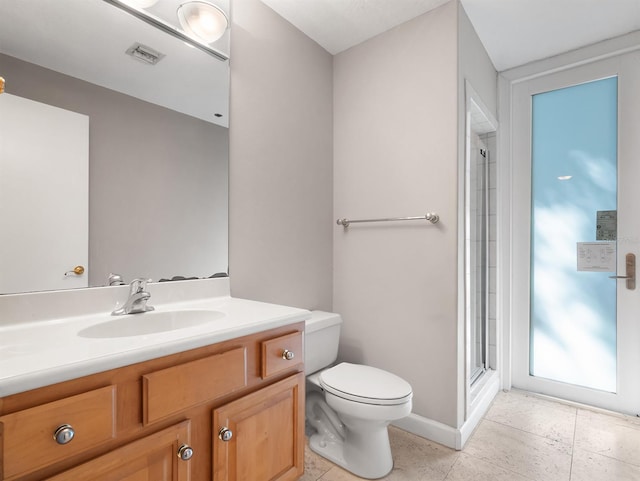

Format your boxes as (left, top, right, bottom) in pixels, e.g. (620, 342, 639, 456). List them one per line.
(465, 86, 498, 397)
(468, 143, 490, 384)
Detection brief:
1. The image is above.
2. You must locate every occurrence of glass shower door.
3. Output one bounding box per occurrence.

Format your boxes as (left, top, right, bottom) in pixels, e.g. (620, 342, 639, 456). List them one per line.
(465, 91, 497, 392)
(469, 144, 489, 385)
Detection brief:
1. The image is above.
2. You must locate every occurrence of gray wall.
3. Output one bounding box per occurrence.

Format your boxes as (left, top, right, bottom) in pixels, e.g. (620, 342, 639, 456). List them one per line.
(458, 5, 498, 117)
(230, 0, 498, 430)
(229, 0, 334, 310)
(0, 53, 228, 287)
(333, 1, 461, 427)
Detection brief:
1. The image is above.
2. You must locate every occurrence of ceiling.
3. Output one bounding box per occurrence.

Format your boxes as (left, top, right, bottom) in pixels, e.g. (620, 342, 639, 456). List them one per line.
(0, 0, 230, 126)
(3, 0, 638, 121)
(260, 0, 640, 71)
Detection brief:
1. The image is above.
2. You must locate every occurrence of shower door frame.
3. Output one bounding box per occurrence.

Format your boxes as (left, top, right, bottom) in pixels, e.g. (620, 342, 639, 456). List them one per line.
(463, 81, 499, 421)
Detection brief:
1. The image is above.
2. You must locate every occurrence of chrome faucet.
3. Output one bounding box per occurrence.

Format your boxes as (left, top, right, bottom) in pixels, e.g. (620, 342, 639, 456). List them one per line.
(112, 278, 155, 315)
(107, 273, 125, 286)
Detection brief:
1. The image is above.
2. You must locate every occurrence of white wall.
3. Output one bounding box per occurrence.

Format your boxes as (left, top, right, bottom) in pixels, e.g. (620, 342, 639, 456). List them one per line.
(229, 0, 334, 310)
(457, 3, 498, 427)
(333, 1, 460, 427)
(458, 6, 497, 118)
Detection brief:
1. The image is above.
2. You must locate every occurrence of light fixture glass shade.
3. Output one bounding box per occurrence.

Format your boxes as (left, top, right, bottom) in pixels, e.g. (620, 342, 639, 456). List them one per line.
(122, 0, 159, 8)
(177, 1, 228, 44)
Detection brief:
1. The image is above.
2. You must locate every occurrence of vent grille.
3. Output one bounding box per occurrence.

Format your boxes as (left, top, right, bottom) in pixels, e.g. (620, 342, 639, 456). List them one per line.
(125, 43, 165, 65)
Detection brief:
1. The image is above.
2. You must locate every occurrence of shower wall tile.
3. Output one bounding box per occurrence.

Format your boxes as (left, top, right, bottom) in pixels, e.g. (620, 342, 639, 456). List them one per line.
(489, 162, 497, 189)
(488, 240, 497, 268)
(489, 189, 497, 215)
(489, 267, 496, 294)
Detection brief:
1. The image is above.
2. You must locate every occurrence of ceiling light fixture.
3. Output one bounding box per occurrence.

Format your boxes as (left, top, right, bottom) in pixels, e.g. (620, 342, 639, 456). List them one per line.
(177, 1, 228, 44)
(102, 0, 228, 61)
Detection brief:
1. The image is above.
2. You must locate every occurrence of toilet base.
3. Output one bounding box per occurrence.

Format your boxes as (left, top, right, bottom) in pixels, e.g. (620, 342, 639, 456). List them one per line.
(305, 366, 412, 479)
(308, 431, 346, 470)
(307, 412, 394, 479)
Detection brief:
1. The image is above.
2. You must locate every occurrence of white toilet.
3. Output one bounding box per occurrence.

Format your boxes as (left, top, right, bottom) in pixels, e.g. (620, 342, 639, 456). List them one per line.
(305, 311, 413, 479)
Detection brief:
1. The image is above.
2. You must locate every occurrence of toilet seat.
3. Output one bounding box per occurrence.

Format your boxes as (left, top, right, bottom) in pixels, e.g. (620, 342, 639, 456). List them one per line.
(319, 362, 412, 406)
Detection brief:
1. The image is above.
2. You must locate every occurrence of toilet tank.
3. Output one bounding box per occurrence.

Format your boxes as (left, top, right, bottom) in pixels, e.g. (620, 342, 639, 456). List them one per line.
(304, 311, 342, 375)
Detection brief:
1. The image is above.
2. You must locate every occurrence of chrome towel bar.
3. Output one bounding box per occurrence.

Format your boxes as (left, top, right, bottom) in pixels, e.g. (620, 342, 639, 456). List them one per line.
(336, 213, 440, 228)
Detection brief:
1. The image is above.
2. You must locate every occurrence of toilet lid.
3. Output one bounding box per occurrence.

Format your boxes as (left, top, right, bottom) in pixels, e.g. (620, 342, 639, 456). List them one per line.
(319, 362, 413, 406)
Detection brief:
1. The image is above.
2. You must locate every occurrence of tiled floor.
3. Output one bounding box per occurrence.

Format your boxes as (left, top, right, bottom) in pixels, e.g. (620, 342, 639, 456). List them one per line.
(302, 390, 640, 481)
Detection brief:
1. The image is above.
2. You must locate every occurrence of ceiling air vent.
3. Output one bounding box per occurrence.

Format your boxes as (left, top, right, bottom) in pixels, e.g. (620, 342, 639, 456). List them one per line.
(125, 43, 165, 65)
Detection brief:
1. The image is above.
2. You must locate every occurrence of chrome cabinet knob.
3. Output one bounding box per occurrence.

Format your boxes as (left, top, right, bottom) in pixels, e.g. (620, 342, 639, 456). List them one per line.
(218, 427, 233, 442)
(53, 424, 75, 445)
(282, 349, 295, 361)
(177, 444, 194, 461)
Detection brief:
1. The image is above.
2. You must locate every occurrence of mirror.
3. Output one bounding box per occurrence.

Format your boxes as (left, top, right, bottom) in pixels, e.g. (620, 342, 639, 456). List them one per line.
(0, 0, 229, 294)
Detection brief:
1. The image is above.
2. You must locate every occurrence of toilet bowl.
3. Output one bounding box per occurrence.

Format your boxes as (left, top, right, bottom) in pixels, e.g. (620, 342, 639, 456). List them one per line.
(305, 311, 413, 479)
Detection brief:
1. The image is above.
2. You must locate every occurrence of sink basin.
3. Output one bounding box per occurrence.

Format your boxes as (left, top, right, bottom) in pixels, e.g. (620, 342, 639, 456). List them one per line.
(78, 309, 225, 338)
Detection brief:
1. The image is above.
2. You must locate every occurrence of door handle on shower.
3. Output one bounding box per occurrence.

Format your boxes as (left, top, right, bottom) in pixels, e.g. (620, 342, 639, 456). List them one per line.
(609, 253, 635, 290)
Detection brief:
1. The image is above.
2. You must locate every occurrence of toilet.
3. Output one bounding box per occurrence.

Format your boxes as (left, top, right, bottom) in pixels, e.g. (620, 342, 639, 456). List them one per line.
(305, 311, 412, 479)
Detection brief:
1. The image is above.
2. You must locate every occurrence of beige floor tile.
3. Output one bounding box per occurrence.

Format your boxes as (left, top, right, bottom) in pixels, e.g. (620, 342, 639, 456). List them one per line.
(303, 392, 640, 481)
(318, 459, 451, 481)
(317, 465, 363, 481)
(444, 452, 534, 481)
(382, 426, 459, 481)
(485, 391, 577, 445)
(301, 444, 335, 481)
(574, 408, 640, 467)
(570, 447, 640, 481)
(306, 426, 459, 481)
(463, 419, 572, 481)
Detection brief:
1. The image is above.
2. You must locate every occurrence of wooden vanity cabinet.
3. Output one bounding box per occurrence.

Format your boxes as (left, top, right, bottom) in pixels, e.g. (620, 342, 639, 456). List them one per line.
(47, 421, 192, 481)
(0, 323, 305, 481)
(213, 373, 304, 481)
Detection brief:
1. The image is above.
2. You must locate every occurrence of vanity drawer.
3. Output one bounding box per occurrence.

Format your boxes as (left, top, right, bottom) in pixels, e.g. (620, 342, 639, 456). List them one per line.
(143, 346, 247, 425)
(261, 331, 304, 379)
(0, 385, 116, 480)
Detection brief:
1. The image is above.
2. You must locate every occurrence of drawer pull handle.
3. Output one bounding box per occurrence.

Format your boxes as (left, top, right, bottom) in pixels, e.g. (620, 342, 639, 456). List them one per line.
(282, 349, 295, 361)
(53, 424, 75, 445)
(177, 444, 194, 461)
(219, 427, 233, 442)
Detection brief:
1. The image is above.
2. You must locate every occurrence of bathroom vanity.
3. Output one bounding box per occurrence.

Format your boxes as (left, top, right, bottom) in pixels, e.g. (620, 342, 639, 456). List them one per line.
(0, 280, 307, 481)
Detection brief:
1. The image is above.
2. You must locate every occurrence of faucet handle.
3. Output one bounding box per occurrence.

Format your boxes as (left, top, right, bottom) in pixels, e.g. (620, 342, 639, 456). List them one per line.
(130, 278, 152, 293)
(108, 273, 125, 286)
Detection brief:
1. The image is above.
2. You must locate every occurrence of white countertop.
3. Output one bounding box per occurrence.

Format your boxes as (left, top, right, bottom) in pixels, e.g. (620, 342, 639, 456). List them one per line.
(0, 293, 309, 397)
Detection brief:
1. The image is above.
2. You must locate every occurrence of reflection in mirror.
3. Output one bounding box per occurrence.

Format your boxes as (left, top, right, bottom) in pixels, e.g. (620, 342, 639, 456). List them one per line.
(0, 0, 229, 294)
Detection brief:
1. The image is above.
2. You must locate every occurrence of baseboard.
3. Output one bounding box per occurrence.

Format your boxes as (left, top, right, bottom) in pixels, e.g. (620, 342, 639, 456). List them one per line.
(392, 414, 459, 449)
(392, 372, 500, 450)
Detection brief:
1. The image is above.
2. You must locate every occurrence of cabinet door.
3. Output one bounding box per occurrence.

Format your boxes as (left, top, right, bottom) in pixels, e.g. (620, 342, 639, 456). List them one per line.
(48, 421, 192, 481)
(213, 373, 305, 481)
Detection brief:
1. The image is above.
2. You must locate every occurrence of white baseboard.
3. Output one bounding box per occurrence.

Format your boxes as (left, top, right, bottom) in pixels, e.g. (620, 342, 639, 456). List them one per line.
(392, 414, 459, 449)
(392, 373, 499, 450)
